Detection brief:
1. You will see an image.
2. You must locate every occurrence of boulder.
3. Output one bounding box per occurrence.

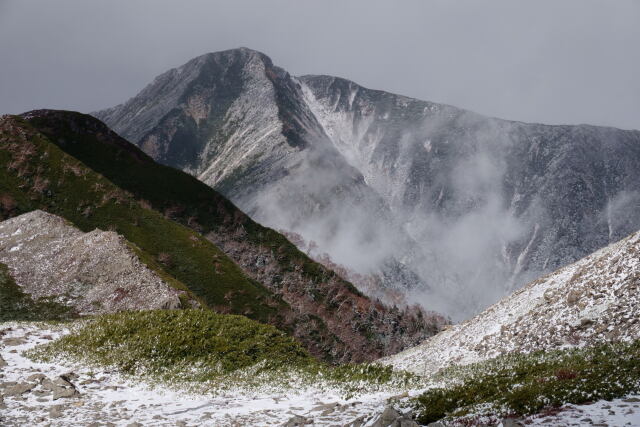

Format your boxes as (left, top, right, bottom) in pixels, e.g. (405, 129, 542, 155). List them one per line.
(282, 414, 312, 426)
(4, 382, 36, 397)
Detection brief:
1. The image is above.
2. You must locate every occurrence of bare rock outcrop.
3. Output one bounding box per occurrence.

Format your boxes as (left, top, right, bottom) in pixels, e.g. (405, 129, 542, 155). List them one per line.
(0, 210, 185, 314)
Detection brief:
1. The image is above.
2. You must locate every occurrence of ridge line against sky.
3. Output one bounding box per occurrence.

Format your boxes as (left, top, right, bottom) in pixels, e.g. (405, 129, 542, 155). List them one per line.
(1, 0, 639, 130)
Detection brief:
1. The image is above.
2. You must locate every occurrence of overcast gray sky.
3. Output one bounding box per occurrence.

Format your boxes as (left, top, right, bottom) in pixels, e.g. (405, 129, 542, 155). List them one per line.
(1, 0, 639, 130)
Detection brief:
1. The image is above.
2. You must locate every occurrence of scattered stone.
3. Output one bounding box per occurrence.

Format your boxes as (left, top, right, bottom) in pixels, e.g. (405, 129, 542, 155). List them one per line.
(62, 371, 79, 381)
(49, 376, 80, 400)
(3, 337, 27, 346)
(4, 382, 36, 397)
(387, 391, 409, 401)
(501, 418, 524, 427)
(345, 415, 367, 427)
(311, 402, 340, 415)
(623, 397, 640, 403)
(370, 406, 418, 427)
(49, 404, 65, 418)
(566, 289, 582, 305)
(373, 406, 401, 427)
(0, 355, 7, 367)
(580, 318, 594, 327)
(26, 373, 47, 383)
(283, 414, 312, 426)
(126, 423, 143, 427)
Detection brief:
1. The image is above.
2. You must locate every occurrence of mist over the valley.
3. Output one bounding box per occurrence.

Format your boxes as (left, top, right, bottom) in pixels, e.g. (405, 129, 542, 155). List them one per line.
(94, 49, 640, 322)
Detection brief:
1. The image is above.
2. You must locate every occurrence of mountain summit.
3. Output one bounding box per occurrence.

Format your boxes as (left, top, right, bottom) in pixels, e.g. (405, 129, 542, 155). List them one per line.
(95, 48, 640, 319)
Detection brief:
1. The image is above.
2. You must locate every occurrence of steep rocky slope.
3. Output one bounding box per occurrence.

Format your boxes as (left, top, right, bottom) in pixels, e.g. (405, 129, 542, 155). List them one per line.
(382, 228, 640, 377)
(95, 48, 640, 319)
(0, 210, 186, 314)
(94, 47, 427, 298)
(0, 110, 442, 363)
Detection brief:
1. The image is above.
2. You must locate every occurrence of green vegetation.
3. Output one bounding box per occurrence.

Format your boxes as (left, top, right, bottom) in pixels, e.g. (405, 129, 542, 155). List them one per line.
(0, 263, 76, 322)
(413, 340, 640, 424)
(0, 114, 288, 324)
(27, 310, 418, 394)
(26, 111, 359, 294)
(0, 111, 418, 365)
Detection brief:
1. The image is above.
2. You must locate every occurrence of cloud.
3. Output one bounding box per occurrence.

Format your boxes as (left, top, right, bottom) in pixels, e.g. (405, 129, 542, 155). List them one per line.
(1, 1, 639, 130)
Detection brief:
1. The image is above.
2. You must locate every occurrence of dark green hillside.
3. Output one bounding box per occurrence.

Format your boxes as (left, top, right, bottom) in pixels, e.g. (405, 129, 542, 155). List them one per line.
(26, 110, 339, 288)
(0, 114, 285, 324)
(0, 110, 438, 364)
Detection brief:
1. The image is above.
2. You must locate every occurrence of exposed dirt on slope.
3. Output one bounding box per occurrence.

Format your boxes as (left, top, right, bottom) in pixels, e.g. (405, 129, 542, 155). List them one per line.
(0, 210, 188, 314)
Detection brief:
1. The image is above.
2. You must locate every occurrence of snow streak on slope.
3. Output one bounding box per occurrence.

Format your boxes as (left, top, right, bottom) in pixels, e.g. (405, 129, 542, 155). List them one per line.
(300, 74, 640, 319)
(95, 48, 640, 321)
(382, 229, 640, 376)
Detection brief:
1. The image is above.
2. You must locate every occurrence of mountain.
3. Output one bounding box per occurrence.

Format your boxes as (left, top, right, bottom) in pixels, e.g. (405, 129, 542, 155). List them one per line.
(0, 210, 188, 315)
(0, 110, 442, 363)
(381, 227, 640, 376)
(94, 47, 640, 320)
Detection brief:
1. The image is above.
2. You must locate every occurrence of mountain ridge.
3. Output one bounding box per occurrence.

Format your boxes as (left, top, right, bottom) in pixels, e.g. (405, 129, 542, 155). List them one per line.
(94, 47, 640, 319)
(0, 109, 443, 363)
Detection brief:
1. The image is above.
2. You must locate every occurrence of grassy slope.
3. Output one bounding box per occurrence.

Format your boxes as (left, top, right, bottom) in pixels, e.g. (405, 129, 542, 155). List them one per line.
(0, 114, 286, 324)
(413, 340, 640, 424)
(28, 310, 417, 393)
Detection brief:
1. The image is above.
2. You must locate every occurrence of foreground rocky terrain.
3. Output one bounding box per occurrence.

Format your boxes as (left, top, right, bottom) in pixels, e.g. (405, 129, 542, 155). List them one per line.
(2, 322, 639, 426)
(95, 47, 640, 319)
(0, 322, 419, 427)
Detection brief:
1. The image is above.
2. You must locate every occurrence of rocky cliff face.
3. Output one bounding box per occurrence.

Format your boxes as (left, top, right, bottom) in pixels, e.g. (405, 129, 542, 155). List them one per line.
(0, 210, 185, 314)
(381, 228, 640, 376)
(95, 48, 640, 319)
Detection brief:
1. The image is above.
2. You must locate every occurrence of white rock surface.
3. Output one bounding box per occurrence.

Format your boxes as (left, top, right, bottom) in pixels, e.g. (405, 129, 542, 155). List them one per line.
(0, 210, 184, 314)
(382, 230, 640, 377)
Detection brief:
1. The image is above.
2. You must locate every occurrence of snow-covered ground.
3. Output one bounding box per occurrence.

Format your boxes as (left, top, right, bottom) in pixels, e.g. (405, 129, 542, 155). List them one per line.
(3, 322, 640, 426)
(0, 322, 419, 426)
(525, 397, 640, 426)
(382, 230, 640, 377)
